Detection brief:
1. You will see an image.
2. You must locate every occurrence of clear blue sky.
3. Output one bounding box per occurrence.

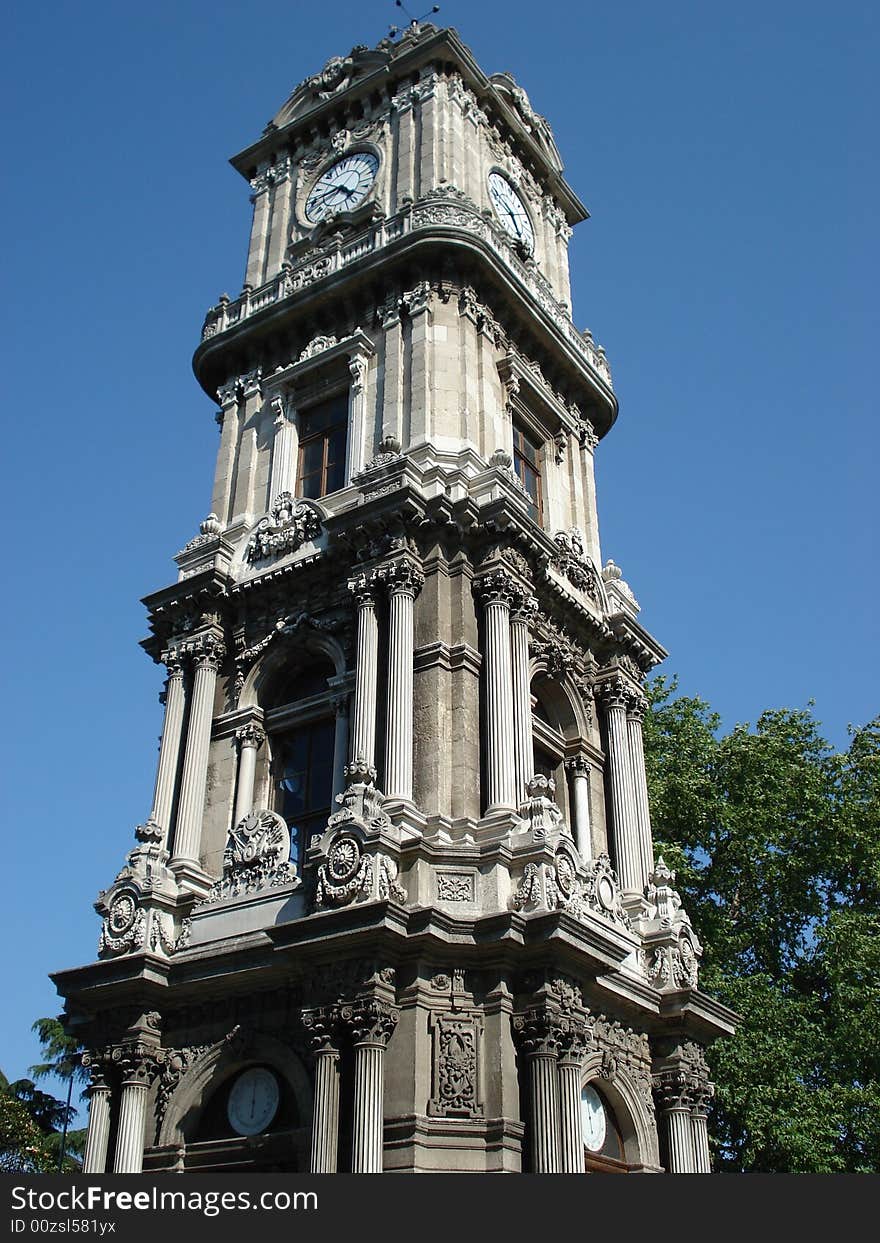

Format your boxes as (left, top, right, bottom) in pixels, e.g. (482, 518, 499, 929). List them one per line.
(2, 1, 876, 1106)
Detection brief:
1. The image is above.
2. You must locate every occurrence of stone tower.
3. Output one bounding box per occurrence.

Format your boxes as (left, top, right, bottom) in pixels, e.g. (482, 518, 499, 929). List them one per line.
(54, 24, 735, 1175)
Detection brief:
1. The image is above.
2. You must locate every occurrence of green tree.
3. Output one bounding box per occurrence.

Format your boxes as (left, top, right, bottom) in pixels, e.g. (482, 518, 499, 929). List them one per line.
(0, 1073, 55, 1173)
(643, 677, 880, 1172)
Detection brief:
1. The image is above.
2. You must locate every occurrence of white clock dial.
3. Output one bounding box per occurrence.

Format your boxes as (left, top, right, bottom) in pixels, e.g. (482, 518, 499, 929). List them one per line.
(227, 1067, 280, 1137)
(487, 171, 535, 251)
(580, 1084, 607, 1153)
(305, 152, 379, 223)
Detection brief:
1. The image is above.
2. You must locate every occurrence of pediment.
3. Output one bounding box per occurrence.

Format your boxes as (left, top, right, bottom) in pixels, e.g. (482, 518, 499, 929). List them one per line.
(270, 45, 393, 130)
(489, 72, 564, 174)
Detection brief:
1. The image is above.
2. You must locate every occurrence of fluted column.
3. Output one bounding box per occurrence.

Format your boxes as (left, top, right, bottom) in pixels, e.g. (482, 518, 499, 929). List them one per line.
(137, 650, 185, 848)
(344, 1000, 398, 1174)
(80, 1063, 111, 1175)
(598, 676, 641, 892)
(233, 722, 265, 826)
(380, 561, 423, 801)
(510, 594, 538, 803)
(112, 1053, 152, 1174)
(691, 1103, 712, 1173)
(627, 693, 654, 891)
(513, 1010, 562, 1173)
(268, 394, 297, 501)
(172, 634, 225, 867)
(303, 1009, 341, 1174)
(654, 1075, 697, 1173)
(558, 1032, 589, 1173)
(475, 573, 518, 814)
(565, 755, 592, 859)
(347, 576, 379, 781)
(345, 354, 369, 479)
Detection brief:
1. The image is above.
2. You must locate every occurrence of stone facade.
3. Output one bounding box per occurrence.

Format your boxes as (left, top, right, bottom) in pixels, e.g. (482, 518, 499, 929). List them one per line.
(53, 23, 736, 1175)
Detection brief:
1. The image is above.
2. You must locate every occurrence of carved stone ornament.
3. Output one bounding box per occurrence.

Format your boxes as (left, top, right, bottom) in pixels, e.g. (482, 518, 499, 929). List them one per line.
(200, 810, 299, 904)
(98, 890, 146, 956)
(519, 773, 566, 839)
(428, 1012, 484, 1118)
(298, 334, 338, 361)
(551, 528, 602, 602)
(638, 856, 702, 990)
(315, 827, 406, 909)
(246, 494, 322, 563)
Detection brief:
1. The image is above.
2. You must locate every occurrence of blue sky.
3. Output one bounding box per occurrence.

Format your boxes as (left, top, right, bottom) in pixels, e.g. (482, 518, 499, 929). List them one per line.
(2, 0, 876, 1108)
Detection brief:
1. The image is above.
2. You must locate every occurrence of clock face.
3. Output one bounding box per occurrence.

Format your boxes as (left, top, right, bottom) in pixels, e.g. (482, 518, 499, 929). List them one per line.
(305, 152, 379, 223)
(580, 1084, 607, 1153)
(227, 1067, 280, 1137)
(487, 172, 535, 251)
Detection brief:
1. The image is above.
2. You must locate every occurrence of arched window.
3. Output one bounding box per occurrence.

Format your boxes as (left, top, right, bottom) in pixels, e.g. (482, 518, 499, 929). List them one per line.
(263, 657, 336, 867)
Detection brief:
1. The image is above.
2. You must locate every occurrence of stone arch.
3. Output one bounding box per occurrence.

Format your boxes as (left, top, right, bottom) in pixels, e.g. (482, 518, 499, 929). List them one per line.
(529, 659, 591, 741)
(579, 1052, 659, 1169)
(239, 625, 347, 710)
(157, 1031, 313, 1149)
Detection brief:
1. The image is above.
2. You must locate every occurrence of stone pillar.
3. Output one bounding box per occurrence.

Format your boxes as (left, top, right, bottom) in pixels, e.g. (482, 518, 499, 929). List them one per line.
(381, 561, 423, 801)
(510, 594, 538, 803)
(558, 1032, 589, 1173)
(513, 1010, 561, 1173)
(138, 650, 185, 848)
(303, 1009, 341, 1174)
(654, 1074, 697, 1174)
(345, 354, 369, 479)
(691, 1098, 712, 1173)
(268, 395, 297, 502)
(565, 755, 593, 860)
(331, 694, 350, 802)
(347, 576, 379, 780)
(345, 1000, 398, 1174)
(80, 1064, 111, 1175)
(233, 722, 265, 826)
(627, 692, 654, 891)
(475, 573, 518, 814)
(112, 1053, 152, 1174)
(172, 634, 225, 867)
(598, 676, 641, 893)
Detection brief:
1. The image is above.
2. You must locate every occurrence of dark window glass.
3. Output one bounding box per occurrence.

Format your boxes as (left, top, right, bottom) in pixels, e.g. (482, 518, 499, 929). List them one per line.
(275, 719, 334, 864)
(513, 425, 543, 518)
(297, 393, 349, 499)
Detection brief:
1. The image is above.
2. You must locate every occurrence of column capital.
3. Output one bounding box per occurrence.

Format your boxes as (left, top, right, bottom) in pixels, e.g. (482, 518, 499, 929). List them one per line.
(595, 674, 630, 711)
(301, 1005, 342, 1055)
(110, 1044, 156, 1087)
(512, 1007, 566, 1057)
(626, 692, 650, 722)
(473, 568, 520, 607)
(339, 998, 399, 1047)
(652, 1069, 698, 1113)
(187, 632, 226, 671)
(235, 722, 265, 751)
(348, 573, 378, 608)
(373, 558, 424, 598)
(510, 592, 539, 625)
(160, 648, 186, 678)
(81, 1050, 113, 1093)
(564, 753, 591, 778)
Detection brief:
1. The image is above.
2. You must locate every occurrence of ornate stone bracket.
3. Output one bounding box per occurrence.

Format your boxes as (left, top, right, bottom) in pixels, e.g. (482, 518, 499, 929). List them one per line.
(551, 528, 604, 604)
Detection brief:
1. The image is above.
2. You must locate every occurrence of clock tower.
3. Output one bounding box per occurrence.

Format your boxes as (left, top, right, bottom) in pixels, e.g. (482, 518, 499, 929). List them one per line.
(54, 23, 735, 1175)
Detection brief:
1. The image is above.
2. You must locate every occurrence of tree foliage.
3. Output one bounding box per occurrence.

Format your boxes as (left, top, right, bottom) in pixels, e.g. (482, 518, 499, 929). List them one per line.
(0, 1018, 87, 1172)
(643, 678, 880, 1172)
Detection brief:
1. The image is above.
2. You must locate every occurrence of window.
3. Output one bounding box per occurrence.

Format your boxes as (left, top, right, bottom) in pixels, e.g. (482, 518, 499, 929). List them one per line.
(513, 424, 543, 518)
(265, 659, 337, 867)
(296, 393, 348, 499)
(275, 720, 335, 864)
